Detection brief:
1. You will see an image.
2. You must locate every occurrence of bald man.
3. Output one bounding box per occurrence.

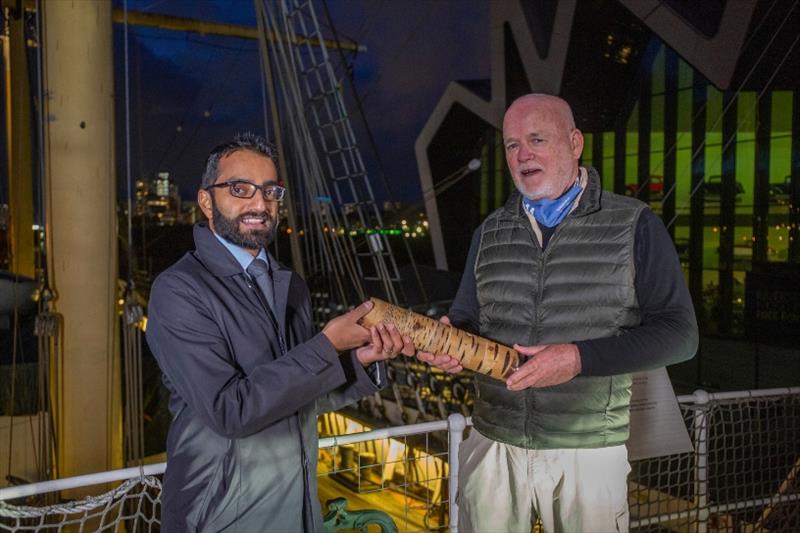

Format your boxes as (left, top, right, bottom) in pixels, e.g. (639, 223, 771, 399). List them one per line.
(424, 94, 697, 532)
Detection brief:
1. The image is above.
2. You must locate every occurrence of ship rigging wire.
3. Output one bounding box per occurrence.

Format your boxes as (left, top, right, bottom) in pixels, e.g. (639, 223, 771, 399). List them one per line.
(32, 0, 57, 485)
(121, 0, 145, 467)
(258, 0, 361, 306)
(321, 0, 429, 306)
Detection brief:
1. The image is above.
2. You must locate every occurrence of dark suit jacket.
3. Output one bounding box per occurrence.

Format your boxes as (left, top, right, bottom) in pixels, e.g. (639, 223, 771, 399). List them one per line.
(146, 223, 380, 532)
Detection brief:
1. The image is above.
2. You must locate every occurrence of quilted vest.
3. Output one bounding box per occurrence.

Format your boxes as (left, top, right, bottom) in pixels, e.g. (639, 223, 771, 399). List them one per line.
(472, 167, 645, 449)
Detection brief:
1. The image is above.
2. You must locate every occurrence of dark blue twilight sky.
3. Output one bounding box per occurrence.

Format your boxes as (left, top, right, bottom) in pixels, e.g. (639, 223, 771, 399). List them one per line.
(111, 0, 490, 204)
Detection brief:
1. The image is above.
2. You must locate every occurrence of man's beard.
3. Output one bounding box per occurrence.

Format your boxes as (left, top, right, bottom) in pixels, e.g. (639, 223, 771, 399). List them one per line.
(211, 199, 276, 251)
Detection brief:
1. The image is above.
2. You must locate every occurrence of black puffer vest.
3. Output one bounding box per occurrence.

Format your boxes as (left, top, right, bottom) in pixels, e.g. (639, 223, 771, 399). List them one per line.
(473, 167, 645, 449)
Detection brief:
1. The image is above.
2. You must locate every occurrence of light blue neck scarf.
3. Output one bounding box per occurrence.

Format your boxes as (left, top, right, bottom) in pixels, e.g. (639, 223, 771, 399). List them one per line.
(522, 177, 582, 227)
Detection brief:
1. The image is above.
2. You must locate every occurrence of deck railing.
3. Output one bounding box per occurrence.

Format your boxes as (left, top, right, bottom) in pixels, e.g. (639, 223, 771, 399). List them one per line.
(0, 387, 798, 532)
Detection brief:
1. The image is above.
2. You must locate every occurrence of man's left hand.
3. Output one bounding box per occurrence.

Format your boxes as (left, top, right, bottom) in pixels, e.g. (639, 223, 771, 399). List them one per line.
(506, 343, 581, 390)
(355, 322, 415, 366)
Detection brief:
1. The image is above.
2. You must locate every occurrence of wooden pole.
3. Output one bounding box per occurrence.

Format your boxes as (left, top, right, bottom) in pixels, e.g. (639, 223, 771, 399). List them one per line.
(41, 0, 122, 487)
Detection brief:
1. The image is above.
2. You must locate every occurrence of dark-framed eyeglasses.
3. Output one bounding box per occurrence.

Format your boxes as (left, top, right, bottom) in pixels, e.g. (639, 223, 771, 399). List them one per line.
(205, 180, 286, 201)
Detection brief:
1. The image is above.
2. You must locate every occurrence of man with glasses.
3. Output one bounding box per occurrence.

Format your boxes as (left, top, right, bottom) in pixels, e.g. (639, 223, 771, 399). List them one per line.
(146, 133, 414, 532)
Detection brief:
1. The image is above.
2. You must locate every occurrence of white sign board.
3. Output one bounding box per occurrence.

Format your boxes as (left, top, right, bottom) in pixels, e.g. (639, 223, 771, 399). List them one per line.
(627, 367, 692, 461)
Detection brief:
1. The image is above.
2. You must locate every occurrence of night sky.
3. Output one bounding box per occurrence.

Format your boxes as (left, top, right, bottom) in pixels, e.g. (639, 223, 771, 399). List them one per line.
(111, 0, 490, 205)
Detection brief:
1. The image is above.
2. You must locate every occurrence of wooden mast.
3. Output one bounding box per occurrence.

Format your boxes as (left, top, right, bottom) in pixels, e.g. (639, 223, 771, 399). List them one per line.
(40, 0, 122, 486)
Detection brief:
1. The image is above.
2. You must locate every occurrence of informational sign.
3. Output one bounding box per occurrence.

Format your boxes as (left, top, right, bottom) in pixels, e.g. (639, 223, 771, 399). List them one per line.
(627, 367, 692, 461)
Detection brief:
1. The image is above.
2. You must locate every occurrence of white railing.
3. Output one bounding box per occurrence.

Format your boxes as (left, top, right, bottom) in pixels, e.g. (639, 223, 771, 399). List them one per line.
(0, 464, 166, 502)
(1, 388, 798, 532)
(0, 414, 468, 532)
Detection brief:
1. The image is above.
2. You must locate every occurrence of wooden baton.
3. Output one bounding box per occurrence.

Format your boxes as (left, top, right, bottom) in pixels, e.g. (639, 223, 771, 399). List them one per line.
(360, 297, 520, 380)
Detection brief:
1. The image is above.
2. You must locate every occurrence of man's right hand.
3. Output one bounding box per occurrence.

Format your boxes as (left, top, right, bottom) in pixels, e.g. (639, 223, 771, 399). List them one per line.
(416, 315, 463, 373)
(321, 300, 373, 351)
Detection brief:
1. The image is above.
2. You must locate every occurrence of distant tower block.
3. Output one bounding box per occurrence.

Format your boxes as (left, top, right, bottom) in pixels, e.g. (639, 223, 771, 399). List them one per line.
(360, 298, 520, 380)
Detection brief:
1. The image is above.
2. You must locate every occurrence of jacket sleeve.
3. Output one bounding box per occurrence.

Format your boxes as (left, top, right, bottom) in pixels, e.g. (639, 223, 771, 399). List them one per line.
(146, 271, 356, 439)
(316, 354, 383, 414)
(576, 208, 699, 375)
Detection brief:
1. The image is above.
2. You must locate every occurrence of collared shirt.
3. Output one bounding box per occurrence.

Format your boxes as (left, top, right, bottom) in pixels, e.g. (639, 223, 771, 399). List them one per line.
(213, 232, 272, 275)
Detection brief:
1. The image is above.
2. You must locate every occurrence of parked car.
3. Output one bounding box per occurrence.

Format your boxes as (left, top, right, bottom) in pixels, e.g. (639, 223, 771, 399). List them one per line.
(768, 176, 792, 204)
(704, 175, 744, 202)
(625, 175, 664, 198)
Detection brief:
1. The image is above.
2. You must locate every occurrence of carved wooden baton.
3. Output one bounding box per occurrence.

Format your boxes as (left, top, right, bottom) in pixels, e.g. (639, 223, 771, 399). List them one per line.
(360, 297, 520, 380)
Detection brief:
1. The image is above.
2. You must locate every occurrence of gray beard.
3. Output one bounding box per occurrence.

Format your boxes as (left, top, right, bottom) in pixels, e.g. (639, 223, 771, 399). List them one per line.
(211, 199, 276, 251)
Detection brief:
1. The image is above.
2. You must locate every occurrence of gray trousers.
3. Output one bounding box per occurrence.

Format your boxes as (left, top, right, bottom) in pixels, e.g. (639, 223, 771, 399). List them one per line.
(456, 429, 630, 533)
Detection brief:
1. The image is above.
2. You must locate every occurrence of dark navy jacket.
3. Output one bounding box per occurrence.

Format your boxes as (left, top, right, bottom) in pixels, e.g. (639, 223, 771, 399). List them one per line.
(146, 223, 380, 532)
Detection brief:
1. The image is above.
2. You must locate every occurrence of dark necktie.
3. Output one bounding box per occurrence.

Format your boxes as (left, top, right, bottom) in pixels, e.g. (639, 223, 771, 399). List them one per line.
(247, 258, 276, 312)
(247, 258, 286, 354)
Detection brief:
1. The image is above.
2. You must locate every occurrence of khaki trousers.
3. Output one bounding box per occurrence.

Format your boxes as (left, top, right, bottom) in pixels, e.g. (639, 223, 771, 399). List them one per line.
(456, 429, 630, 533)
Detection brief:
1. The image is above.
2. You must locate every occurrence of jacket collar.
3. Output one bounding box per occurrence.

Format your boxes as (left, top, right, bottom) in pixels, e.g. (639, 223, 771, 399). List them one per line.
(193, 222, 245, 277)
(193, 221, 287, 274)
(193, 222, 293, 276)
(194, 222, 293, 333)
(571, 166, 603, 217)
(503, 166, 603, 220)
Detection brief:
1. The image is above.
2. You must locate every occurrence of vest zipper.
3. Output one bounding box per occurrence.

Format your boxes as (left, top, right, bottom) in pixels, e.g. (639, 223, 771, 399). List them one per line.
(520, 216, 545, 347)
(533, 217, 570, 344)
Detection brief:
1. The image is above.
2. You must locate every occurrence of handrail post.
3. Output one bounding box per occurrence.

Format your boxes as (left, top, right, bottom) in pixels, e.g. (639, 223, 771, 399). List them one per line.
(692, 389, 710, 533)
(447, 413, 466, 533)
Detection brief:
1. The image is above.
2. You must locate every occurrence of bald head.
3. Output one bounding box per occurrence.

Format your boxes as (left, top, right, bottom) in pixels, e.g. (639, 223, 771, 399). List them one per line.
(502, 93, 583, 200)
(505, 94, 576, 130)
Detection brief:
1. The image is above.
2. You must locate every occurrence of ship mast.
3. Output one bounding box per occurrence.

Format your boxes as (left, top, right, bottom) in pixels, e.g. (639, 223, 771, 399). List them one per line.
(39, 1, 123, 486)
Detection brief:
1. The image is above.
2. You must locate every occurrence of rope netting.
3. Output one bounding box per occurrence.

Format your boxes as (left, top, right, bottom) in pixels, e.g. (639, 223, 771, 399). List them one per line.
(703, 394, 800, 531)
(0, 476, 161, 532)
(630, 392, 800, 532)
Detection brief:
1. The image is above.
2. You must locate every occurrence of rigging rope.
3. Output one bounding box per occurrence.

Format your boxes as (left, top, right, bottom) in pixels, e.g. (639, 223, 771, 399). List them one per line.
(121, 0, 145, 467)
(259, 48, 271, 145)
(259, 1, 364, 306)
(122, 301, 145, 465)
(33, 307, 60, 490)
(267, 0, 409, 305)
(9, 0, 63, 489)
(321, 0, 427, 306)
(123, 0, 133, 286)
(5, 306, 18, 484)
